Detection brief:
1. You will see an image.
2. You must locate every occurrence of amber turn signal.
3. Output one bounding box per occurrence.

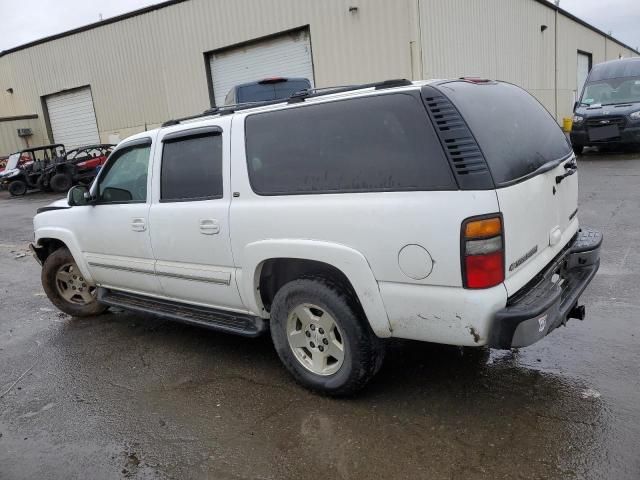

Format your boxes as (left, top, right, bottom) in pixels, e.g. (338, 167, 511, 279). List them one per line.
(464, 217, 502, 239)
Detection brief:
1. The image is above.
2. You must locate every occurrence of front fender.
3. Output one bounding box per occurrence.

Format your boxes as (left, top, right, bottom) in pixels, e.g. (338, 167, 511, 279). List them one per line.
(34, 227, 93, 283)
(240, 239, 392, 338)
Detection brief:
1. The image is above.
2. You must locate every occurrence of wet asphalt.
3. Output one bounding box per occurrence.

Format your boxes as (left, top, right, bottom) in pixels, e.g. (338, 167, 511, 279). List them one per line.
(0, 149, 639, 480)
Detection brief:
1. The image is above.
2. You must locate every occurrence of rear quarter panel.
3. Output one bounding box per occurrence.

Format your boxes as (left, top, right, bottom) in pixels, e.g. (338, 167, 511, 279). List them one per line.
(229, 113, 502, 341)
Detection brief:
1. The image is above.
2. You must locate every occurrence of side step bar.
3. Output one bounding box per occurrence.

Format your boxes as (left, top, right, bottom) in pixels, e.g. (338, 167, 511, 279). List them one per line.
(98, 288, 268, 337)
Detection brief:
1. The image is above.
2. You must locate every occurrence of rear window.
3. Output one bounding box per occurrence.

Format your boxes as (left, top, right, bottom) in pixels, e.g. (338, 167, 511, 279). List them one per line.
(245, 93, 455, 195)
(237, 80, 311, 103)
(439, 81, 572, 186)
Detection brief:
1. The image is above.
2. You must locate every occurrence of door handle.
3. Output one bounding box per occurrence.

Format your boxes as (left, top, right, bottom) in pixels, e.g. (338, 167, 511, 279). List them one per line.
(131, 218, 146, 232)
(199, 219, 220, 235)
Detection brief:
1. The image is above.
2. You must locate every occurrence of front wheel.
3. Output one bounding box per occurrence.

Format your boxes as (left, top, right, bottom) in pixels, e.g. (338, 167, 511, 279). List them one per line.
(270, 277, 385, 396)
(572, 144, 584, 155)
(42, 247, 107, 317)
(8, 180, 27, 196)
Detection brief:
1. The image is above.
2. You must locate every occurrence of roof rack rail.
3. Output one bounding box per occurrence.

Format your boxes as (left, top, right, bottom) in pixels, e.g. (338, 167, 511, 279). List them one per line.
(160, 79, 414, 127)
(160, 99, 289, 127)
(288, 78, 413, 103)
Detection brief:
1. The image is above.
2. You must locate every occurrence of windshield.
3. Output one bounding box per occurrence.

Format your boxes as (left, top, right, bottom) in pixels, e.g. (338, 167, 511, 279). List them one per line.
(580, 77, 640, 106)
(5, 153, 20, 170)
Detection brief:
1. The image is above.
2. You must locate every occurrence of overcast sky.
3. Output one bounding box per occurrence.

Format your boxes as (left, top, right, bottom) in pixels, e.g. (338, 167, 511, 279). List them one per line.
(0, 0, 638, 52)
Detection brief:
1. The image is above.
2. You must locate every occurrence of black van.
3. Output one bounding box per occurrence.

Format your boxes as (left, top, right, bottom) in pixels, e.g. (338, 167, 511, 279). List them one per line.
(570, 57, 640, 154)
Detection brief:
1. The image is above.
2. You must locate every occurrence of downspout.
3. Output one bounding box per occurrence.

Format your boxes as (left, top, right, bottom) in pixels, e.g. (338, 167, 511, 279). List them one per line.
(409, 0, 424, 80)
(554, 5, 559, 121)
(416, 0, 424, 79)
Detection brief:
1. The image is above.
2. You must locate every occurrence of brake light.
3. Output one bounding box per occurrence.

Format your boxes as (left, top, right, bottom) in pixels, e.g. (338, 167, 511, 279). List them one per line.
(462, 215, 504, 289)
(259, 77, 286, 84)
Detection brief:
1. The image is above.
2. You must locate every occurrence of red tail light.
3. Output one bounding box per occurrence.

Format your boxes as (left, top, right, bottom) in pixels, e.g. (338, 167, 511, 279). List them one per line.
(461, 215, 504, 289)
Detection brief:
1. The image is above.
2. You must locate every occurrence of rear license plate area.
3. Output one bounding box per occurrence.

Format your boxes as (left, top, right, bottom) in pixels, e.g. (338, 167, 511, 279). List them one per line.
(588, 125, 620, 141)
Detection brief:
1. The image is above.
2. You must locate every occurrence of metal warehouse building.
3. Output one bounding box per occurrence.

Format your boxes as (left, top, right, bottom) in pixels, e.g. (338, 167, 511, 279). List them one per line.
(0, 0, 638, 155)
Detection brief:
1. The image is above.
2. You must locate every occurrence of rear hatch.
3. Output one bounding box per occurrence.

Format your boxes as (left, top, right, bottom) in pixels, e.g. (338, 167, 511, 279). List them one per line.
(435, 80, 579, 295)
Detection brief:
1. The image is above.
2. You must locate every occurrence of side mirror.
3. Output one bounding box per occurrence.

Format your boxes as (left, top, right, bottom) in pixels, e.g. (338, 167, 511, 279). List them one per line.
(573, 101, 579, 112)
(67, 185, 91, 206)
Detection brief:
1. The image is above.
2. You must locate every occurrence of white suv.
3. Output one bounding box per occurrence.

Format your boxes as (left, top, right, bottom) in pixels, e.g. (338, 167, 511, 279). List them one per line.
(32, 79, 602, 395)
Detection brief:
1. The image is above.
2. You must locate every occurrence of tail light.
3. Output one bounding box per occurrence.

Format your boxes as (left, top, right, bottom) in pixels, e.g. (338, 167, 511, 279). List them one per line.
(461, 215, 504, 289)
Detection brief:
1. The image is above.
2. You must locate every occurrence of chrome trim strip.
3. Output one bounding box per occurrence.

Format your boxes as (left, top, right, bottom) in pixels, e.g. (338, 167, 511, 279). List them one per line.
(88, 262, 153, 275)
(88, 262, 230, 285)
(155, 270, 231, 286)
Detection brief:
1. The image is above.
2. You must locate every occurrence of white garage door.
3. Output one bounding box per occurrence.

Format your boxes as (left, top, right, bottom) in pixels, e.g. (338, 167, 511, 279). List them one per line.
(209, 30, 314, 106)
(577, 52, 591, 96)
(46, 87, 100, 149)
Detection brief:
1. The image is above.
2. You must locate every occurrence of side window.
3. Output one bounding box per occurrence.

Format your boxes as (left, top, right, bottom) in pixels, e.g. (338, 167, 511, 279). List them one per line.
(98, 143, 151, 203)
(160, 133, 223, 202)
(245, 93, 455, 195)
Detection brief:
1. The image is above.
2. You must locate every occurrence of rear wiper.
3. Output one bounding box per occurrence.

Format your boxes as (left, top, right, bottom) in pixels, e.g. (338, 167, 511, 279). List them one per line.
(556, 161, 577, 184)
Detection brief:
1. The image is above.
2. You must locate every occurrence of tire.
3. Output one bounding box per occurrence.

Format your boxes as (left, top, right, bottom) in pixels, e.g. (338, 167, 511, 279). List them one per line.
(50, 173, 73, 193)
(572, 144, 584, 155)
(8, 180, 27, 196)
(270, 277, 385, 396)
(36, 175, 53, 192)
(42, 247, 107, 317)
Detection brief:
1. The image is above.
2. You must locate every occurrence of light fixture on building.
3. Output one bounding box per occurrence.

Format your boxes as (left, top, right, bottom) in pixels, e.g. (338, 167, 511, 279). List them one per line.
(5, 87, 13, 94)
(349, 6, 358, 13)
(540, 25, 548, 33)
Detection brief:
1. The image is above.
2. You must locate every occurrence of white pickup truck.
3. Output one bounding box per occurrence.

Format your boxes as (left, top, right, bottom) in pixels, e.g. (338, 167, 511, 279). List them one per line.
(32, 79, 602, 395)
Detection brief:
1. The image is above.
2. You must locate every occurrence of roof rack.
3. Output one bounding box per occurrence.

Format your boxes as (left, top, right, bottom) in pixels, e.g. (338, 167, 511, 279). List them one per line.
(160, 78, 414, 127)
(161, 99, 287, 127)
(288, 78, 413, 103)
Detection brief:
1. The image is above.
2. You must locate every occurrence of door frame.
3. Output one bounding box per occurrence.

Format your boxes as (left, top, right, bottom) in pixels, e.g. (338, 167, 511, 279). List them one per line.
(203, 25, 315, 108)
(41, 85, 100, 144)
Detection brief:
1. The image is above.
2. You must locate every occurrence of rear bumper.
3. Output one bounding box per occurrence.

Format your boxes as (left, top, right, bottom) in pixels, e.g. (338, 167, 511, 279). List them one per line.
(489, 227, 602, 349)
(570, 125, 640, 146)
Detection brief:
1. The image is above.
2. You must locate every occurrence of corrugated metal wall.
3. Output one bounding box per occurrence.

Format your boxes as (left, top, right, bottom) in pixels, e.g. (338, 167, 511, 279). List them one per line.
(0, 0, 415, 145)
(419, 0, 638, 121)
(0, 0, 637, 148)
(0, 117, 45, 156)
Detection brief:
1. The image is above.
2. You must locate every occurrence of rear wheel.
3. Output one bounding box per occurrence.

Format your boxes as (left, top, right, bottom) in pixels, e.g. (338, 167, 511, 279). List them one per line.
(270, 277, 384, 396)
(42, 247, 107, 317)
(50, 173, 73, 193)
(8, 180, 27, 196)
(36, 175, 53, 192)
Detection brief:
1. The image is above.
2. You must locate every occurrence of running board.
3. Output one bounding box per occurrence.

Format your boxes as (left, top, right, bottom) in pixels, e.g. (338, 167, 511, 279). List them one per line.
(98, 288, 267, 337)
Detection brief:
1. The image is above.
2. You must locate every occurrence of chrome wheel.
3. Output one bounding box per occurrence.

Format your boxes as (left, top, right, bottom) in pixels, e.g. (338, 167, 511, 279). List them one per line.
(55, 263, 96, 305)
(286, 303, 345, 376)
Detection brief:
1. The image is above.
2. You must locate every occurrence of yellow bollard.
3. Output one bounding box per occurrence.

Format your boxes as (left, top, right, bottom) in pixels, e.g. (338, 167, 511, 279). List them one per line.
(562, 117, 573, 132)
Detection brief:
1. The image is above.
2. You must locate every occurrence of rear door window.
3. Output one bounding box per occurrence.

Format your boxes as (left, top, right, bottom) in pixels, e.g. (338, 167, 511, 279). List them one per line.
(438, 81, 572, 186)
(160, 132, 223, 202)
(245, 93, 455, 195)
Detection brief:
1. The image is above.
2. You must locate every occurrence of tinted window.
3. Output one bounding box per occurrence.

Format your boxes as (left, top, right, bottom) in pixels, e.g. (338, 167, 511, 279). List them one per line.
(161, 133, 223, 201)
(440, 82, 572, 185)
(245, 93, 455, 195)
(237, 79, 311, 103)
(98, 143, 150, 203)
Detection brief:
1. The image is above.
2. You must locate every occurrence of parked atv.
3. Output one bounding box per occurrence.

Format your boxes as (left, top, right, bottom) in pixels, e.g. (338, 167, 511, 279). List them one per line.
(0, 144, 66, 196)
(39, 144, 115, 193)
